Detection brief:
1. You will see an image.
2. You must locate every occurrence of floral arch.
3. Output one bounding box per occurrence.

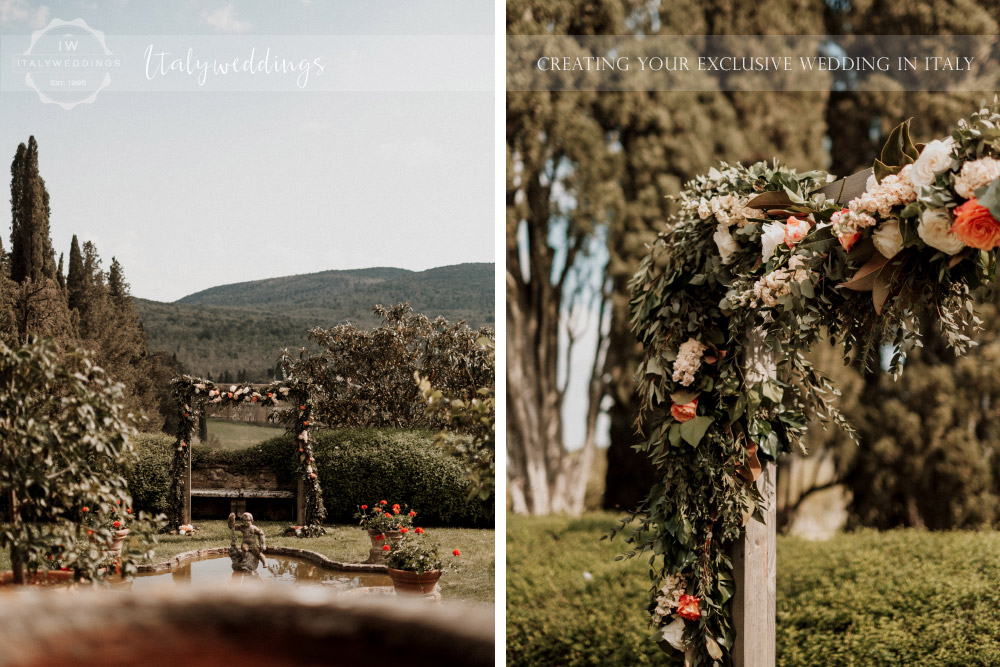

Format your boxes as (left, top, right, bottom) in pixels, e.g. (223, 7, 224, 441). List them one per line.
(167, 373, 326, 537)
(621, 100, 1000, 664)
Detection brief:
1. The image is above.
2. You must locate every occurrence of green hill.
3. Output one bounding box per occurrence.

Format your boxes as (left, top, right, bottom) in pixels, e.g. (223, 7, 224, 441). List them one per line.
(137, 263, 494, 382)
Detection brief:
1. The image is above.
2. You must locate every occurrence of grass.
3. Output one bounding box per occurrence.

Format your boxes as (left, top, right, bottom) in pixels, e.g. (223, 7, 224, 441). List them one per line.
(0, 521, 494, 606)
(508, 512, 1000, 666)
(198, 418, 283, 451)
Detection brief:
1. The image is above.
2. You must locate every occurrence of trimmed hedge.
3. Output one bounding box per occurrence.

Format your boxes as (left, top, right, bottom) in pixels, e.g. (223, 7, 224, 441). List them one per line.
(508, 513, 1000, 667)
(127, 429, 493, 528)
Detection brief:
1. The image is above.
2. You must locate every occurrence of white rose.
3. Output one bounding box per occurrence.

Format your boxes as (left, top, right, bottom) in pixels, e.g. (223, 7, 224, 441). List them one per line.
(866, 173, 878, 193)
(760, 222, 786, 262)
(918, 208, 965, 255)
(661, 616, 687, 651)
(697, 201, 711, 219)
(713, 223, 739, 264)
(910, 137, 954, 188)
(872, 219, 904, 258)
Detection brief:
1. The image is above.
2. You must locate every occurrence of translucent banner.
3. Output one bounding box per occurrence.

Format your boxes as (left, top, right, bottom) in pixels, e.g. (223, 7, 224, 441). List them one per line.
(507, 35, 1000, 91)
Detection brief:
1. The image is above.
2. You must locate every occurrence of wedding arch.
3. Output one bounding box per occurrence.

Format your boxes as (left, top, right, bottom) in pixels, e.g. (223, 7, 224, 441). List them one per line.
(166, 373, 327, 537)
(619, 100, 1000, 665)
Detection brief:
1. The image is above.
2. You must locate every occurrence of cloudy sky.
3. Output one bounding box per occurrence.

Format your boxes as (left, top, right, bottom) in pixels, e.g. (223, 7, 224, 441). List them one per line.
(0, 1, 493, 301)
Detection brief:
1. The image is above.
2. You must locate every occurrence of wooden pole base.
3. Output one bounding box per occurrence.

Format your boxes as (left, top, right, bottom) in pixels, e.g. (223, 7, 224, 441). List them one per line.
(731, 459, 776, 667)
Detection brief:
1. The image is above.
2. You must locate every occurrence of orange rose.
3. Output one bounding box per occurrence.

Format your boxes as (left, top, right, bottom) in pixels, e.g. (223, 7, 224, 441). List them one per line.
(670, 398, 698, 423)
(676, 594, 701, 620)
(838, 231, 861, 251)
(784, 216, 811, 247)
(951, 198, 1000, 250)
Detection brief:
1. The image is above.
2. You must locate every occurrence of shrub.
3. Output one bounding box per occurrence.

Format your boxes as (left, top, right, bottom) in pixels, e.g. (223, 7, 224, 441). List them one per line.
(508, 513, 1000, 667)
(126, 428, 493, 528)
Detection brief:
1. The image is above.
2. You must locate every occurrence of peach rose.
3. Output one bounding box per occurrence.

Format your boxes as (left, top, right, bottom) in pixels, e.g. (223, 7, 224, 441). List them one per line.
(951, 198, 1000, 250)
(676, 594, 701, 621)
(838, 231, 861, 251)
(784, 216, 811, 247)
(670, 398, 698, 422)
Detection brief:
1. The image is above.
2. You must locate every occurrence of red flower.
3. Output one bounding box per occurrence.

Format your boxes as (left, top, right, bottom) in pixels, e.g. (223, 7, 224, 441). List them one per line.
(299, 405, 306, 410)
(392, 503, 400, 509)
(670, 398, 698, 423)
(126, 508, 132, 514)
(379, 500, 387, 505)
(415, 527, 424, 534)
(382, 544, 390, 551)
(677, 595, 701, 621)
(227, 392, 233, 398)
(113, 521, 121, 529)
(376, 534, 384, 541)
(117, 499, 122, 505)
(838, 230, 861, 251)
(452, 549, 461, 556)
(361, 504, 368, 510)
(409, 511, 416, 517)
(393, 508, 399, 515)
(303, 421, 310, 426)
(310, 473, 317, 479)
(400, 527, 409, 534)
(87, 530, 92, 536)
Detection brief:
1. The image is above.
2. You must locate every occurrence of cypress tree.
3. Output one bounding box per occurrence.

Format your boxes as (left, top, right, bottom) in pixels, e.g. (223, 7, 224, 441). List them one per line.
(55, 253, 65, 290)
(9, 137, 56, 284)
(66, 235, 84, 311)
(107, 257, 126, 303)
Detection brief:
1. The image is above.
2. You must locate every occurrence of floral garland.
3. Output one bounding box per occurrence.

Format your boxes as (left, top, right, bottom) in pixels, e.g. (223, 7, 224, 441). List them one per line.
(620, 99, 1000, 665)
(167, 375, 327, 537)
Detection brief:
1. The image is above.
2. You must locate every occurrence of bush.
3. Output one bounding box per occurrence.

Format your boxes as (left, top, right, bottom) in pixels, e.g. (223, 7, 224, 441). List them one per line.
(126, 428, 493, 528)
(507, 513, 1000, 667)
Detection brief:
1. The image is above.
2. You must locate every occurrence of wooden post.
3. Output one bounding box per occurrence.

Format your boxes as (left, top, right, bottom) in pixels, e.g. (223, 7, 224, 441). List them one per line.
(296, 478, 305, 526)
(183, 451, 192, 526)
(732, 326, 777, 666)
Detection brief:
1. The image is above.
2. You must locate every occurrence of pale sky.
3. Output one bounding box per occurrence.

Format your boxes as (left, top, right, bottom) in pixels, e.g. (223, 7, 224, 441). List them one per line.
(0, 1, 494, 301)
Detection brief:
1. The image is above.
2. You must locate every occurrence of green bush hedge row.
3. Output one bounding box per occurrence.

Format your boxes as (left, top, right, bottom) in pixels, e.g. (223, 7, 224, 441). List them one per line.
(508, 513, 1000, 667)
(127, 429, 493, 528)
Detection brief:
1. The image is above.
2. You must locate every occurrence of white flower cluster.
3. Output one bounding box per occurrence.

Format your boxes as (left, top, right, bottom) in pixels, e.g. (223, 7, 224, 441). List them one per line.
(954, 156, 1000, 199)
(738, 256, 810, 308)
(652, 574, 685, 620)
(848, 164, 917, 218)
(671, 338, 707, 387)
(696, 194, 760, 228)
(830, 206, 876, 240)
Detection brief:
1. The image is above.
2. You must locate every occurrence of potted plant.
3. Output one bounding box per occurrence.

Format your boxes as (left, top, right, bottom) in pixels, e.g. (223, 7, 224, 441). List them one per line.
(384, 532, 460, 596)
(0, 339, 161, 586)
(84, 501, 134, 555)
(356, 501, 416, 564)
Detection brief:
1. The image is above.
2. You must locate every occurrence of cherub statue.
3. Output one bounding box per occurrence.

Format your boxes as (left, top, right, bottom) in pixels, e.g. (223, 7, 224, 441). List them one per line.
(228, 511, 267, 572)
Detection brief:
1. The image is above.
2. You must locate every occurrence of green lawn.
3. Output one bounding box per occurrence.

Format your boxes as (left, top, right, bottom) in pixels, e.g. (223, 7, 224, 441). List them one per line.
(199, 418, 283, 450)
(0, 520, 494, 605)
(508, 512, 1000, 666)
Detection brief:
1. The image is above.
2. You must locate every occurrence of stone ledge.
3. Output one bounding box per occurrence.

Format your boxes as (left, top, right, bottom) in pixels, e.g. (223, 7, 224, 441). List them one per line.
(138, 546, 387, 575)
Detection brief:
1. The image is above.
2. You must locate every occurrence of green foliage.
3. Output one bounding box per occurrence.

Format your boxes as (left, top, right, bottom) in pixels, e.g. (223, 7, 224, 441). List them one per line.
(0, 338, 163, 584)
(509, 513, 1000, 667)
(301, 303, 494, 430)
(385, 533, 458, 574)
(418, 336, 496, 501)
(127, 429, 492, 528)
(136, 263, 494, 382)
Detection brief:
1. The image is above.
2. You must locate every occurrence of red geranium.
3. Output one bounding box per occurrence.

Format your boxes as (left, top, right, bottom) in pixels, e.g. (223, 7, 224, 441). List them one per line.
(452, 549, 461, 556)
(400, 527, 408, 534)
(376, 534, 384, 541)
(382, 544, 390, 551)
(379, 500, 387, 505)
(82, 507, 89, 513)
(676, 594, 701, 620)
(409, 511, 416, 517)
(361, 504, 368, 510)
(113, 521, 121, 529)
(415, 527, 424, 534)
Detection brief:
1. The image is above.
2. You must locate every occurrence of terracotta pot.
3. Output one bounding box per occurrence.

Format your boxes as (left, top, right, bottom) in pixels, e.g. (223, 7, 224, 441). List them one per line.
(387, 568, 441, 595)
(366, 529, 402, 564)
(0, 570, 75, 587)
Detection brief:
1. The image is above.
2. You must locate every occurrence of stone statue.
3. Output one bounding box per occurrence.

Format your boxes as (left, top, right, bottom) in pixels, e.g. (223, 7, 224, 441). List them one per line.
(228, 512, 267, 572)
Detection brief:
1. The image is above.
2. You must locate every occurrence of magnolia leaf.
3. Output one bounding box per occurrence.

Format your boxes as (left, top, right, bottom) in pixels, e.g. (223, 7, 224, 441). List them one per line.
(975, 178, 1000, 221)
(670, 389, 699, 405)
(746, 190, 794, 209)
(679, 416, 713, 447)
(873, 159, 901, 182)
(872, 271, 892, 315)
(879, 118, 919, 170)
(840, 252, 890, 292)
(949, 248, 973, 268)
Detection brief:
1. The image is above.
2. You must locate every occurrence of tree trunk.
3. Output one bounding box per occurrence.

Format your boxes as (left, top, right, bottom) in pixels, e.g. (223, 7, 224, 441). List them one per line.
(9, 489, 25, 585)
